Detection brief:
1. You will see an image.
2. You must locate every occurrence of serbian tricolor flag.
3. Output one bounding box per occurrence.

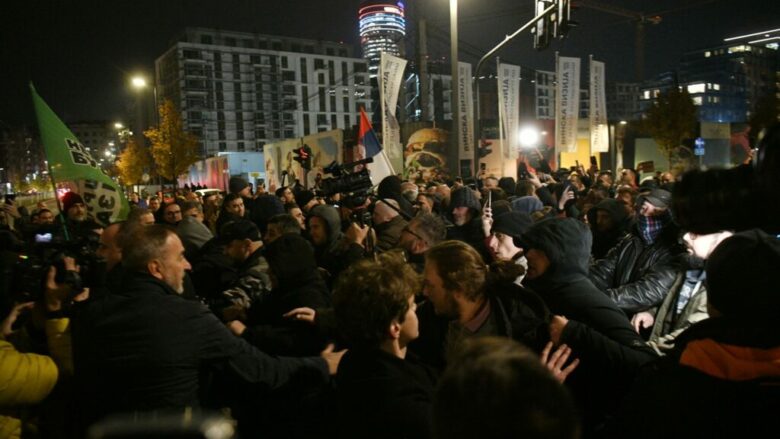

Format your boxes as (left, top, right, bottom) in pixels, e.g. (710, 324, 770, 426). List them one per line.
(358, 107, 395, 183)
(359, 107, 382, 158)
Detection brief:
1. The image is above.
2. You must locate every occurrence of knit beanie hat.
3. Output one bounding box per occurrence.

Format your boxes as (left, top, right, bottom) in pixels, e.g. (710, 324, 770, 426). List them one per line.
(229, 176, 249, 194)
(492, 211, 534, 247)
(62, 192, 85, 213)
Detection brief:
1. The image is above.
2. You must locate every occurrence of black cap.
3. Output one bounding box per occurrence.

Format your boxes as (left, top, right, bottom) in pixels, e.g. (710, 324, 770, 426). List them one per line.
(219, 219, 261, 243)
(642, 188, 672, 209)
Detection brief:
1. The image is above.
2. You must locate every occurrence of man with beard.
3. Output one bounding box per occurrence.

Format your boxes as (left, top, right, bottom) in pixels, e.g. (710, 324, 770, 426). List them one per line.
(411, 240, 549, 370)
(59, 191, 100, 235)
(630, 230, 732, 355)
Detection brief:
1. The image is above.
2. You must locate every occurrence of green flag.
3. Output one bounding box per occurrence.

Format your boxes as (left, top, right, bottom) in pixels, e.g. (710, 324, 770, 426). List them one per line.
(30, 84, 129, 225)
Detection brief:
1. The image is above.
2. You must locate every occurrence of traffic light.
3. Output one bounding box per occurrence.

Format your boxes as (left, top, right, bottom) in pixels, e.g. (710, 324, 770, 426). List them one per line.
(293, 144, 313, 170)
(478, 139, 493, 158)
(533, 0, 576, 50)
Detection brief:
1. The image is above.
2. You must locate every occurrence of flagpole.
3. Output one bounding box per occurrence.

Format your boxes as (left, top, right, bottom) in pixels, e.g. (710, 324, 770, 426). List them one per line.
(554, 51, 560, 170)
(46, 159, 70, 242)
(497, 57, 503, 170)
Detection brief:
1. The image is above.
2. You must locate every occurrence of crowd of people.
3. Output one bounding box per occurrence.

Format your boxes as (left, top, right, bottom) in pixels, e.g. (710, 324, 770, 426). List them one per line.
(1, 125, 779, 438)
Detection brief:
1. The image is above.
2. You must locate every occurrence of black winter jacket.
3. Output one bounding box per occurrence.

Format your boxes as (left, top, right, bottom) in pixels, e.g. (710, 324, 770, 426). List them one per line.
(74, 272, 329, 424)
(589, 222, 685, 313)
(521, 218, 657, 432)
(243, 234, 331, 356)
(336, 348, 437, 439)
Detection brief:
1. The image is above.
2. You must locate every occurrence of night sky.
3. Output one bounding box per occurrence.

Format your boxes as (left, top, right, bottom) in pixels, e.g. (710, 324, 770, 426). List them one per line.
(1, 0, 777, 126)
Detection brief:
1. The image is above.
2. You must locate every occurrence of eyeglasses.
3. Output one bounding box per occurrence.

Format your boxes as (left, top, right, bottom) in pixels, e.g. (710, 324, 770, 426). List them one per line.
(402, 225, 426, 243)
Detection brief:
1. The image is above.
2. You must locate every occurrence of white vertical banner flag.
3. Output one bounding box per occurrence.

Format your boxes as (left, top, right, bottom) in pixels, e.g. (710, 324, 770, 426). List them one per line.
(555, 55, 581, 154)
(497, 63, 520, 159)
(589, 57, 609, 153)
(380, 52, 407, 173)
(457, 62, 474, 162)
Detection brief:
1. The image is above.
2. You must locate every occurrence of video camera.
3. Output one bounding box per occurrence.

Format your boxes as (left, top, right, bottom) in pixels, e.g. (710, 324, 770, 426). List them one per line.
(13, 224, 105, 302)
(320, 157, 375, 209)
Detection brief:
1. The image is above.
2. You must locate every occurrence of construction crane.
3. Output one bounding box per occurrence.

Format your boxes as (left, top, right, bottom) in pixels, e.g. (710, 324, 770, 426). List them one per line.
(575, 0, 662, 81)
(576, 0, 717, 81)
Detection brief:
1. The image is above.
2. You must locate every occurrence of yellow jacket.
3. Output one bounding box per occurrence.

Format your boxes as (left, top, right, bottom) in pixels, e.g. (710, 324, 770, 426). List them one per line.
(0, 318, 71, 439)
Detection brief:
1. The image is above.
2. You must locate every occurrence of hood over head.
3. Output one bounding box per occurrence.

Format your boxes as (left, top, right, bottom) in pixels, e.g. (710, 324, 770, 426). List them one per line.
(264, 233, 319, 288)
(309, 203, 343, 248)
(518, 218, 592, 283)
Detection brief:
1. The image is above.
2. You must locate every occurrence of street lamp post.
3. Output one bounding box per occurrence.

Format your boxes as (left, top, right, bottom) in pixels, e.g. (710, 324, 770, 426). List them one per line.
(450, 0, 460, 177)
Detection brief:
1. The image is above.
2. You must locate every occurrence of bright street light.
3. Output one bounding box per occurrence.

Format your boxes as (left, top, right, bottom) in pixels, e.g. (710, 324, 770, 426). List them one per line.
(518, 127, 541, 148)
(619, 120, 628, 125)
(104, 150, 112, 157)
(114, 122, 124, 129)
(131, 76, 148, 89)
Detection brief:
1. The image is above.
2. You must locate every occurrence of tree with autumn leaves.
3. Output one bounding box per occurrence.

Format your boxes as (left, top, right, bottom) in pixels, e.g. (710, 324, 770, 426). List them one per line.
(642, 88, 697, 169)
(116, 138, 151, 185)
(144, 99, 200, 186)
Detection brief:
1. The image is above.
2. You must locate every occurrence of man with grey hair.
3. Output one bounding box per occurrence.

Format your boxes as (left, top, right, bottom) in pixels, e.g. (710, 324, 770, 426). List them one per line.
(76, 224, 343, 427)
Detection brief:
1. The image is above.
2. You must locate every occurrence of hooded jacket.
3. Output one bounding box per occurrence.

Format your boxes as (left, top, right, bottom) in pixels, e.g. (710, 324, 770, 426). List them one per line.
(589, 218, 685, 313)
(521, 218, 656, 431)
(446, 187, 490, 261)
(586, 198, 632, 259)
(309, 204, 364, 283)
(242, 234, 331, 356)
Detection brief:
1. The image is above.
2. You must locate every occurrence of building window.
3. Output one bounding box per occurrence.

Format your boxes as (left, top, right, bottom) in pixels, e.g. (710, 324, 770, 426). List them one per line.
(319, 88, 326, 112)
(219, 142, 227, 152)
(200, 35, 212, 44)
(237, 142, 245, 152)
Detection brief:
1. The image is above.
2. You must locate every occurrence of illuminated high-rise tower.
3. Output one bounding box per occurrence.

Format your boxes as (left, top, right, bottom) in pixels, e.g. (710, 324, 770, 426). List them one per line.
(359, 1, 406, 78)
